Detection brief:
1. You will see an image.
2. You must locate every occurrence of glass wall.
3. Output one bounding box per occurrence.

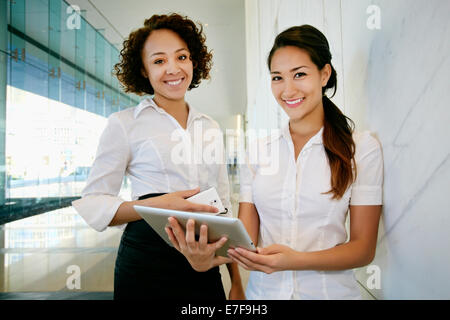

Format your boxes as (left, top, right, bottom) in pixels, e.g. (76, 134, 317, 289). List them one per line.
(1, 0, 139, 224)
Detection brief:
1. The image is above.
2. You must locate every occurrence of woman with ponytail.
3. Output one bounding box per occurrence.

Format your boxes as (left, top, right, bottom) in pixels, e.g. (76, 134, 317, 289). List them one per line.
(228, 25, 383, 299)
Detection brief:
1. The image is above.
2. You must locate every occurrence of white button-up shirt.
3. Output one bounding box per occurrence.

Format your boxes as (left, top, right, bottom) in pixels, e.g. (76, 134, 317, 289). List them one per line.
(239, 124, 383, 300)
(72, 98, 232, 232)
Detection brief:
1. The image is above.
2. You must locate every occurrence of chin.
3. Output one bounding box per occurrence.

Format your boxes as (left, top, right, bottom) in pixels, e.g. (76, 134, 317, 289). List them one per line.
(162, 91, 187, 101)
(282, 108, 304, 121)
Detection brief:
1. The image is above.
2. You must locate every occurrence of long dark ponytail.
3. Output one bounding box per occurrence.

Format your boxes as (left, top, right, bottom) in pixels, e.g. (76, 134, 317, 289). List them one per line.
(268, 25, 356, 199)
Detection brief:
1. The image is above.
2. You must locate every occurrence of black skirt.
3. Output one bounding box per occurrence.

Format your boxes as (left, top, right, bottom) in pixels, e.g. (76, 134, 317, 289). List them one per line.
(113, 193, 226, 300)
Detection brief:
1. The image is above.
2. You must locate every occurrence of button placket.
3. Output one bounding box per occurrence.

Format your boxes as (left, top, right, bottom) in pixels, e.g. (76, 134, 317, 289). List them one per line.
(187, 125, 200, 189)
(281, 140, 296, 246)
(292, 147, 311, 250)
(290, 158, 300, 248)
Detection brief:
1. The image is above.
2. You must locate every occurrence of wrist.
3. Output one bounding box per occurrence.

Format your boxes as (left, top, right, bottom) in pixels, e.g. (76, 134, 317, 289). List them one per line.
(189, 258, 213, 273)
(292, 250, 307, 270)
(137, 196, 161, 208)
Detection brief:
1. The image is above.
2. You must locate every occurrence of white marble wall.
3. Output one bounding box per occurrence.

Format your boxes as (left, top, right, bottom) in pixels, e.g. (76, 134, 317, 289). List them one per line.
(245, 0, 450, 299)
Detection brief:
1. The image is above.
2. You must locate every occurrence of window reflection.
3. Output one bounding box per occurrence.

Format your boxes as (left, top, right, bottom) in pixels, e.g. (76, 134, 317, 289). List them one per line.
(2, 0, 140, 223)
(6, 86, 107, 199)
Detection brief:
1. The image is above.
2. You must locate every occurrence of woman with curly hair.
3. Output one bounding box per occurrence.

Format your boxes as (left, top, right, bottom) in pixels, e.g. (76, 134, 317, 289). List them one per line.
(72, 13, 244, 300)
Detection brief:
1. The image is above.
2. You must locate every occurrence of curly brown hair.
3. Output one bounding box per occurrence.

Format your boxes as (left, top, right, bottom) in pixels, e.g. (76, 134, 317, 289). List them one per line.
(114, 13, 212, 95)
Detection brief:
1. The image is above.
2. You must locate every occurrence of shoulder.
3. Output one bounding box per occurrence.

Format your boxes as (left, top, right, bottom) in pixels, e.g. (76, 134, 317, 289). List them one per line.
(109, 107, 135, 122)
(246, 127, 284, 148)
(204, 115, 221, 130)
(197, 111, 221, 130)
(107, 107, 136, 129)
(352, 131, 382, 160)
(193, 111, 227, 140)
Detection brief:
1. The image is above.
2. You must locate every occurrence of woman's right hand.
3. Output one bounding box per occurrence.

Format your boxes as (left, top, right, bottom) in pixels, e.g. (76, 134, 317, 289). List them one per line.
(140, 187, 219, 213)
(111, 187, 217, 226)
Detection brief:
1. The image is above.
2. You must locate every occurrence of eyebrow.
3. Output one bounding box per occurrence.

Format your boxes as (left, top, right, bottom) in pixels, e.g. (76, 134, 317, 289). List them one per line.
(150, 48, 189, 57)
(270, 66, 309, 74)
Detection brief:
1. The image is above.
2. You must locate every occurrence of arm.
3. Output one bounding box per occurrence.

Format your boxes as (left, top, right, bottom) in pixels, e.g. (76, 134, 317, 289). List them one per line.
(71, 114, 130, 232)
(110, 188, 219, 226)
(226, 262, 245, 300)
(238, 151, 259, 245)
(222, 183, 259, 300)
(228, 205, 381, 273)
(293, 205, 381, 270)
(238, 202, 260, 246)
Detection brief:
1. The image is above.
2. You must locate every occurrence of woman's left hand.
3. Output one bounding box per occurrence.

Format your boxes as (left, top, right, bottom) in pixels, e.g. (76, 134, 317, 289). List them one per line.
(166, 217, 232, 272)
(227, 244, 298, 274)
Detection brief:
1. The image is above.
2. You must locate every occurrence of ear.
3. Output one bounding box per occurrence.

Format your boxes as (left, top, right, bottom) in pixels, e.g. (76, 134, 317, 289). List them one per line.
(321, 64, 332, 87)
(141, 67, 148, 78)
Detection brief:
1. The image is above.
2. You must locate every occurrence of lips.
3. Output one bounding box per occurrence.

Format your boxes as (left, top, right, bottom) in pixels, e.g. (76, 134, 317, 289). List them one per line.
(164, 77, 184, 86)
(283, 97, 305, 108)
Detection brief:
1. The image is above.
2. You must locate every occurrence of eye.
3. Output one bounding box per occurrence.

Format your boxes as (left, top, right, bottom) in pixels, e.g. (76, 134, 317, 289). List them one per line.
(154, 59, 164, 65)
(271, 76, 282, 81)
(178, 54, 188, 61)
(294, 72, 306, 78)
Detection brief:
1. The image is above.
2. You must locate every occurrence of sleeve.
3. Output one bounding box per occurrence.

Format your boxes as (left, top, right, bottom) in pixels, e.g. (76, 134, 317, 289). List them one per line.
(239, 152, 256, 204)
(350, 132, 384, 206)
(71, 113, 130, 231)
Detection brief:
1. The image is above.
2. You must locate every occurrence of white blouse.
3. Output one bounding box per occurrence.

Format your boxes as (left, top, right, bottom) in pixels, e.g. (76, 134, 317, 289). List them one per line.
(239, 124, 383, 300)
(72, 98, 232, 232)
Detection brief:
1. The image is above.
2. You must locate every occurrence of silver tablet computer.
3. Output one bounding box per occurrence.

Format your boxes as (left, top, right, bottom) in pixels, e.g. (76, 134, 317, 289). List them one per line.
(134, 205, 256, 257)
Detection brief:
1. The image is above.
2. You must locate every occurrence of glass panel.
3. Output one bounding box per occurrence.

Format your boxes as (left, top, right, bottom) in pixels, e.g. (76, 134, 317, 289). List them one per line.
(48, 0, 61, 102)
(2, 0, 138, 225)
(26, 0, 49, 48)
(10, 0, 25, 34)
(59, 1, 76, 65)
(85, 23, 96, 80)
(24, 40, 48, 98)
(85, 75, 96, 114)
(60, 60, 75, 107)
(74, 17, 86, 110)
(1, 0, 8, 205)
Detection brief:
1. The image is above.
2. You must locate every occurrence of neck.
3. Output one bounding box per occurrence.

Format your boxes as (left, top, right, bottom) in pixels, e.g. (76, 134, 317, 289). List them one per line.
(153, 94, 188, 115)
(289, 105, 324, 138)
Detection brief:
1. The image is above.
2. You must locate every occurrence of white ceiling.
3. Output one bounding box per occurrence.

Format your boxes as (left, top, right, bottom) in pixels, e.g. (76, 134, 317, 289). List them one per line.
(65, 0, 247, 126)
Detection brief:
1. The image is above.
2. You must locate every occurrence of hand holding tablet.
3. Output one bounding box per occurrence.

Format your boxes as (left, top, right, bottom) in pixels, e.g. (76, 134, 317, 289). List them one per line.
(133, 205, 256, 258)
(165, 216, 232, 271)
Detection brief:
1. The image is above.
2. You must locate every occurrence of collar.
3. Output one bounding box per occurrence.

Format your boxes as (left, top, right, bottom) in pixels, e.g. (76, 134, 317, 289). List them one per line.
(281, 123, 324, 147)
(133, 97, 159, 118)
(133, 97, 206, 122)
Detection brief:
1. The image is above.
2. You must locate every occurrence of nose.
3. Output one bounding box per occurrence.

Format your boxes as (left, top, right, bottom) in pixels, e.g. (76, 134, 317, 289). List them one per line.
(282, 79, 297, 99)
(166, 58, 181, 75)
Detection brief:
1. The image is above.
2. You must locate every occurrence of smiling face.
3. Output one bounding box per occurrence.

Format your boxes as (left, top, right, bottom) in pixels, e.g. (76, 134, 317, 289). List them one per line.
(141, 28, 193, 105)
(270, 46, 331, 125)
